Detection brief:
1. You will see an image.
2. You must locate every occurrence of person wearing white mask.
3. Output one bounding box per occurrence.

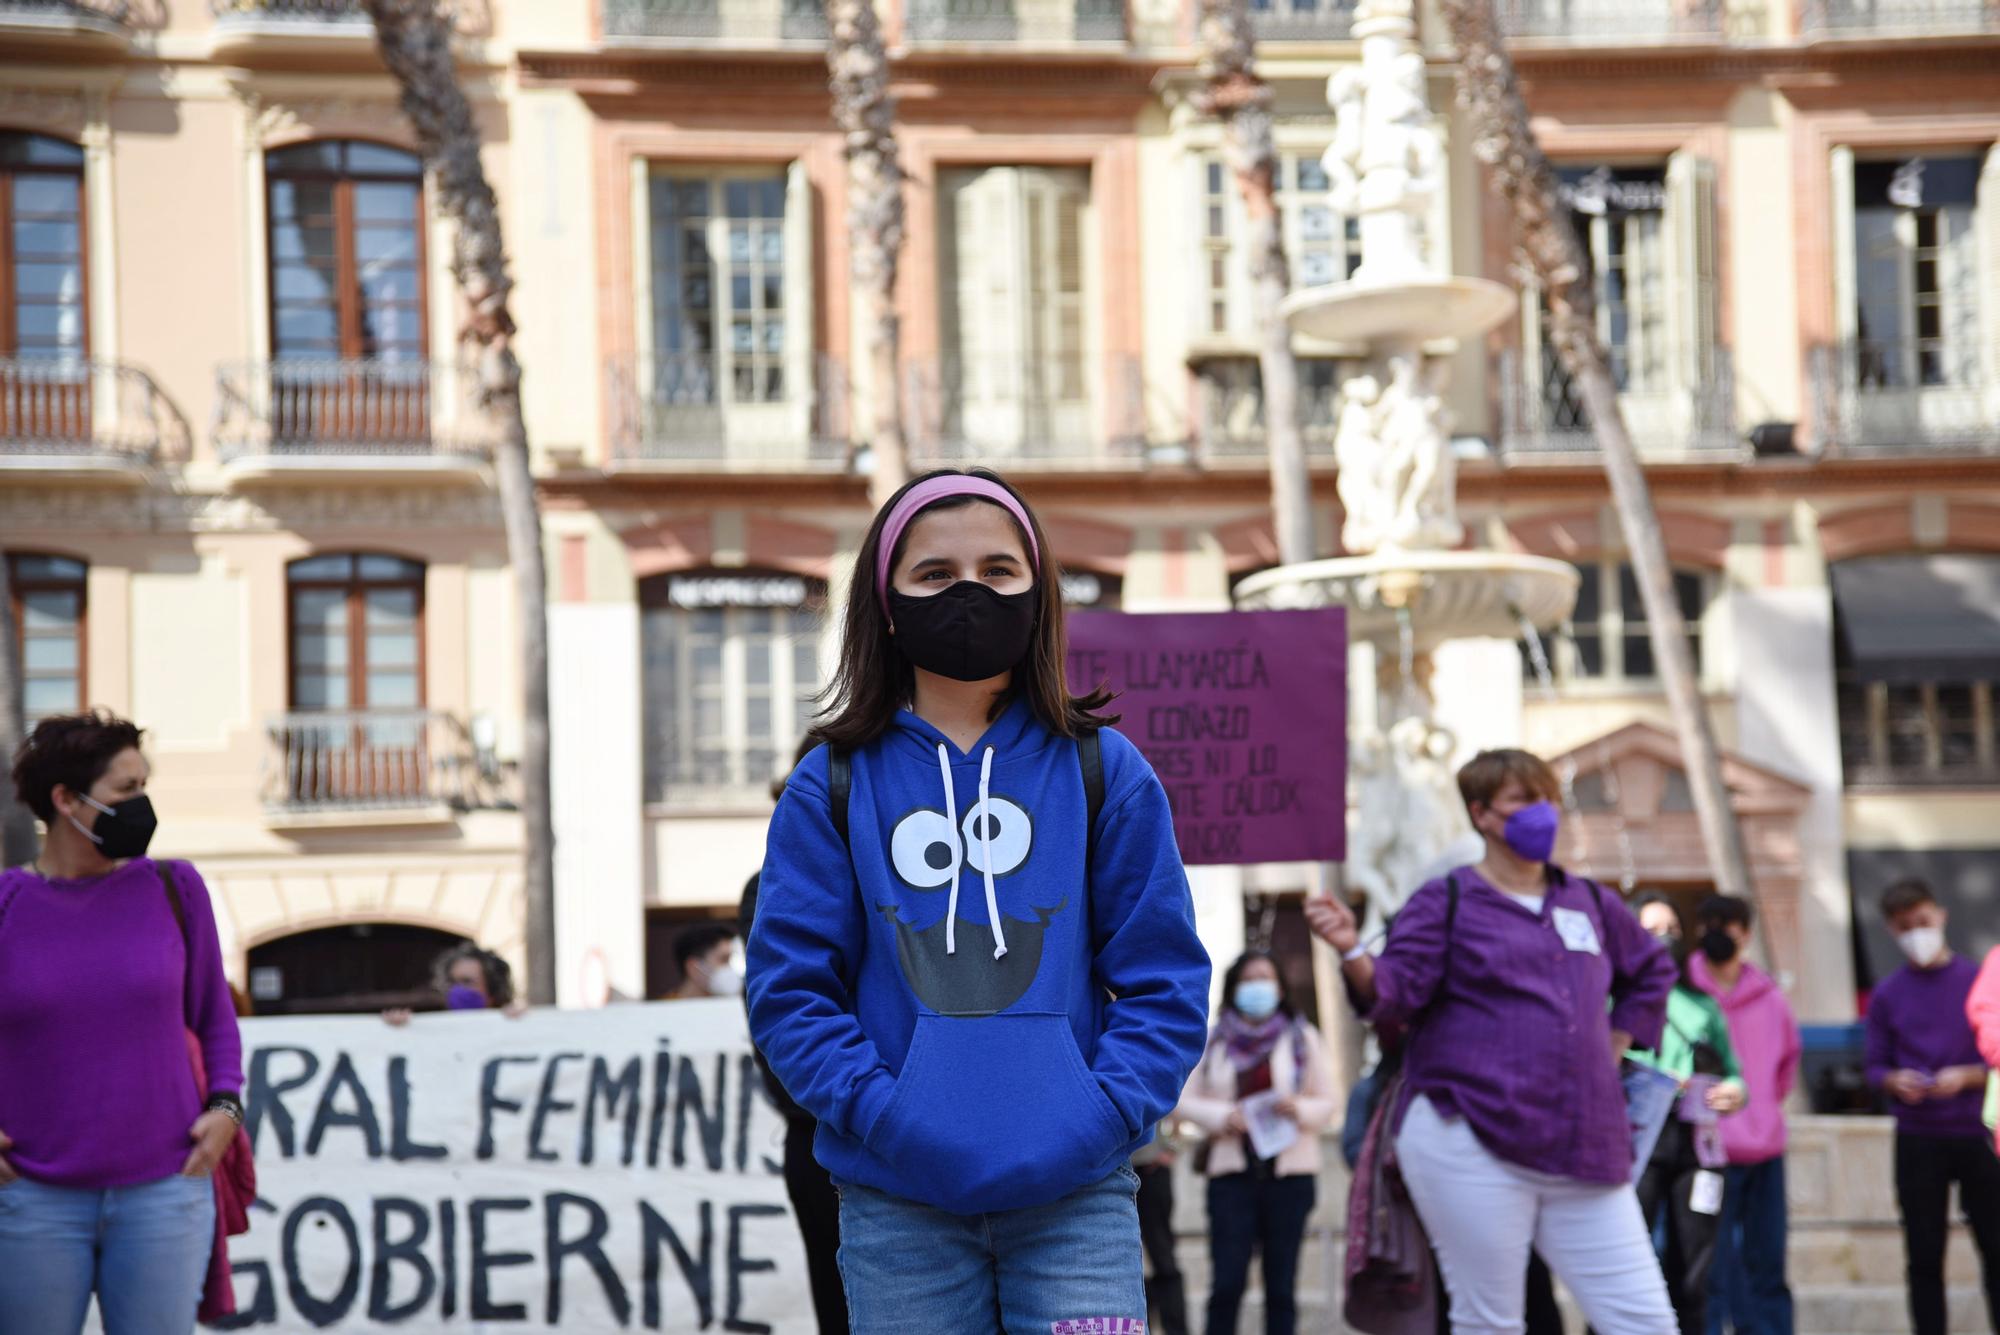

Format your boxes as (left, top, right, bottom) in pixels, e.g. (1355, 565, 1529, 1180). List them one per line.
(668, 923, 742, 1000)
(1862, 878, 2000, 1335)
(1175, 951, 1336, 1335)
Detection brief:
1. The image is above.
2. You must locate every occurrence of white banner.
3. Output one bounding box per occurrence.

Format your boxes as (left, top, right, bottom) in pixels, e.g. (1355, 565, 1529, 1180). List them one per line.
(205, 1001, 812, 1333)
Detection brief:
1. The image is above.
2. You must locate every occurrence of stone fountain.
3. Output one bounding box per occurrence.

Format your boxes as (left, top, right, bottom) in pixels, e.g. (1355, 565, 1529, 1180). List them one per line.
(1231, 0, 1579, 929)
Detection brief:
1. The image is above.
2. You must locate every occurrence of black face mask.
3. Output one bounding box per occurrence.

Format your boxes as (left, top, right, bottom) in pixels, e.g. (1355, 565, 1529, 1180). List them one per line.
(73, 793, 159, 861)
(888, 581, 1039, 683)
(1699, 929, 1739, 965)
(1655, 931, 1690, 970)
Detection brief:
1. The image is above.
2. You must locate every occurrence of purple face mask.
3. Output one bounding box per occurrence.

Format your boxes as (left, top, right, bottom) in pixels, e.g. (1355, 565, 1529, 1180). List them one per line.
(445, 984, 489, 1011)
(1502, 800, 1561, 864)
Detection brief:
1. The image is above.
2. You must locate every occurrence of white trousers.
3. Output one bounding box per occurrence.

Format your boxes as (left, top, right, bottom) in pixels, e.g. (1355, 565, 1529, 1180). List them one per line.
(1395, 1094, 1676, 1335)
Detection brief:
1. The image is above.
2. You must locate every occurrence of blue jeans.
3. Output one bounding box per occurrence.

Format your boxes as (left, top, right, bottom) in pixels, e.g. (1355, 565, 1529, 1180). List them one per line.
(1705, 1158, 1793, 1335)
(0, 1173, 214, 1335)
(838, 1166, 1146, 1334)
(1206, 1170, 1317, 1335)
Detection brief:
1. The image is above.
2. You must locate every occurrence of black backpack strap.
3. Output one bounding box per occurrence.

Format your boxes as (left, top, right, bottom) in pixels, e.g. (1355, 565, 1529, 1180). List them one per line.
(828, 748, 851, 850)
(1442, 871, 1460, 981)
(155, 859, 192, 1020)
(1077, 729, 1104, 870)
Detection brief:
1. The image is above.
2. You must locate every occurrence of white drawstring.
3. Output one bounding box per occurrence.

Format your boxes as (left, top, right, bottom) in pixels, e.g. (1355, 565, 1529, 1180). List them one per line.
(937, 742, 961, 957)
(978, 746, 1008, 960)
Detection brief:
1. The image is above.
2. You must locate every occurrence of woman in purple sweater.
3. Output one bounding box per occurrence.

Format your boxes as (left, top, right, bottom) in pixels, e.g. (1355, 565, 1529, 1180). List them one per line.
(0, 712, 244, 1335)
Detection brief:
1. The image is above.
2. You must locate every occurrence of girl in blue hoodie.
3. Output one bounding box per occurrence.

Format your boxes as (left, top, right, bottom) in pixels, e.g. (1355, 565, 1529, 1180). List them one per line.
(747, 469, 1212, 1334)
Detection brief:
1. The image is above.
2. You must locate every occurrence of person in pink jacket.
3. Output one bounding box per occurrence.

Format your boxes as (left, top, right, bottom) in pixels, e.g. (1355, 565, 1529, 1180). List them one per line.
(1971, 946, 2000, 1158)
(1175, 951, 1336, 1335)
(1690, 895, 1802, 1335)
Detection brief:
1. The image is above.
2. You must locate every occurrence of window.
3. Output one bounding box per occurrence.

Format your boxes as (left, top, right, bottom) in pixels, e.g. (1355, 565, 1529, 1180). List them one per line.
(267, 141, 427, 365)
(1, 134, 86, 362)
(287, 553, 425, 713)
(7, 553, 86, 723)
(1851, 155, 1983, 390)
(1, 135, 88, 443)
(934, 165, 1094, 453)
(649, 171, 788, 404)
(1201, 152, 1361, 339)
(641, 571, 825, 801)
(1546, 166, 1671, 398)
(1195, 356, 1344, 456)
(1526, 559, 1707, 687)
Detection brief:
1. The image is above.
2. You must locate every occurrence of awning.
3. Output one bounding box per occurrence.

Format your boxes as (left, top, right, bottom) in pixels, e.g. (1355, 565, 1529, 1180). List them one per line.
(1832, 554, 2000, 684)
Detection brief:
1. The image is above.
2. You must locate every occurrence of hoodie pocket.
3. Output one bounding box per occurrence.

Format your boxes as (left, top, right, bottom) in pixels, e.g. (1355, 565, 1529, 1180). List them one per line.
(867, 1012, 1131, 1211)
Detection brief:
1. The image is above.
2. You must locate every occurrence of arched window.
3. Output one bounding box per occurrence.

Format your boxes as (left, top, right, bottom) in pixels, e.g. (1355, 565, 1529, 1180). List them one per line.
(7, 552, 86, 722)
(1527, 559, 1709, 688)
(287, 553, 425, 713)
(266, 140, 426, 365)
(640, 568, 824, 800)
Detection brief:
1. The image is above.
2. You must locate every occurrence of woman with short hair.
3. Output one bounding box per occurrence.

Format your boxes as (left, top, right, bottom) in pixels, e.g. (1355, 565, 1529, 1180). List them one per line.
(0, 711, 244, 1335)
(1309, 748, 1680, 1335)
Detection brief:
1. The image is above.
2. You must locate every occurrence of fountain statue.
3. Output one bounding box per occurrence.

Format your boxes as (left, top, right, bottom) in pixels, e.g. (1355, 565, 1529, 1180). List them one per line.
(1233, 0, 1578, 929)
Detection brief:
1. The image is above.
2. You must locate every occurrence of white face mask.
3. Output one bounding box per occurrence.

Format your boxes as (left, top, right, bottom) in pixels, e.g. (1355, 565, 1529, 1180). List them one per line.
(1897, 926, 1945, 968)
(702, 962, 744, 997)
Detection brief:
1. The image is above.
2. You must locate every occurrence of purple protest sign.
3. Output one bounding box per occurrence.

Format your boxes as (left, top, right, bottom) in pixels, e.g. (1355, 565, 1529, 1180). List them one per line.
(1066, 609, 1347, 866)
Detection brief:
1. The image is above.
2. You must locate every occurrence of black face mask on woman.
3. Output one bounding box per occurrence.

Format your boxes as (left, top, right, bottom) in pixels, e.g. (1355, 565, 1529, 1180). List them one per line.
(888, 581, 1038, 683)
(72, 793, 159, 860)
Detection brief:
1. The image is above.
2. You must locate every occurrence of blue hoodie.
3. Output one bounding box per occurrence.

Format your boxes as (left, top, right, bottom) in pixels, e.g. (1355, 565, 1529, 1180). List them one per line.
(746, 695, 1211, 1215)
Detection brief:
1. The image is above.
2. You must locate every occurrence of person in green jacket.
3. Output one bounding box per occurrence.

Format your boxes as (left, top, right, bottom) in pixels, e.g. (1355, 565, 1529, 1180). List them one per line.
(1629, 892, 1747, 1335)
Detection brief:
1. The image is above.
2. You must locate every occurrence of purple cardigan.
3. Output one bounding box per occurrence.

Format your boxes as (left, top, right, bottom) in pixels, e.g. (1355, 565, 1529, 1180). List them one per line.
(1368, 866, 1676, 1185)
(0, 858, 243, 1188)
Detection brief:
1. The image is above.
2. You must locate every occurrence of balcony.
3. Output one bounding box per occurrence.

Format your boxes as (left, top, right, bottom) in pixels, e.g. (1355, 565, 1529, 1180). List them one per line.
(1193, 358, 1342, 465)
(603, 0, 828, 45)
(208, 0, 489, 60)
(1497, 348, 1743, 461)
(1248, 0, 1358, 41)
(1800, 0, 2000, 37)
(1494, 0, 1730, 41)
(1810, 339, 2000, 454)
(0, 0, 132, 50)
(0, 357, 189, 482)
(904, 354, 1146, 470)
(213, 360, 492, 485)
(903, 0, 1127, 46)
(262, 709, 516, 825)
(605, 352, 849, 472)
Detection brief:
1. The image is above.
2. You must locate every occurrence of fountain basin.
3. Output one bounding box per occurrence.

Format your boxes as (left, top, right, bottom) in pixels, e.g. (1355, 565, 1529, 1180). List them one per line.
(1233, 550, 1580, 649)
(1280, 275, 1518, 346)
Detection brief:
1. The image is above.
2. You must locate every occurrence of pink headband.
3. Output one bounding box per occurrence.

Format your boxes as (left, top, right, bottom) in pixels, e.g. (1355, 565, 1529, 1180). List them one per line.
(875, 476, 1041, 613)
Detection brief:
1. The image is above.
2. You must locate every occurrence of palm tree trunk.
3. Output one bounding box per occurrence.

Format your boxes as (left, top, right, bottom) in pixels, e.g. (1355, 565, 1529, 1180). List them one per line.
(1198, 0, 1314, 565)
(363, 0, 557, 1004)
(1437, 0, 1761, 926)
(829, 0, 910, 507)
(0, 558, 35, 865)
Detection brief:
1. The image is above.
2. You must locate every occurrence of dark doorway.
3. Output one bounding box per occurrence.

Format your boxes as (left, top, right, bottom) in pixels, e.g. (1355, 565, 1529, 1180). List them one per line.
(247, 922, 468, 1015)
(1243, 890, 1323, 1032)
(647, 905, 742, 999)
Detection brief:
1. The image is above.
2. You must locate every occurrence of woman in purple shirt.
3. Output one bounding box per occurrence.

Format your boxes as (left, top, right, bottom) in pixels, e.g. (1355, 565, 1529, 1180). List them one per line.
(1310, 748, 1679, 1335)
(0, 712, 243, 1335)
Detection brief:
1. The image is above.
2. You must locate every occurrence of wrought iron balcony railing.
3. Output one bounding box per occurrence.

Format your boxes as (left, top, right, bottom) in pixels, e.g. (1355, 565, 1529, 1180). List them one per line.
(263, 710, 517, 815)
(214, 360, 491, 463)
(0, 357, 188, 466)
(1809, 339, 2000, 454)
(904, 353, 1146, 468)
(0, 0, 131, 31)
(606, 352, 849, 469)
(1800, 0, 2000, 36)
(1498, 347, 1742, 458)
(904, 0, 1126, 44)
(209, 0, 490, 34)
(603, 0, 827, 41)
(1194, 362, 1343, 462)
(1248, 0, 1359, 41)
(1495, 0, 1729, 39)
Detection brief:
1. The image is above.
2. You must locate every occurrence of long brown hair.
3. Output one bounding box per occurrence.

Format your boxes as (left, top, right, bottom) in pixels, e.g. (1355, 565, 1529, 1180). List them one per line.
(812, 467, 1117, 751)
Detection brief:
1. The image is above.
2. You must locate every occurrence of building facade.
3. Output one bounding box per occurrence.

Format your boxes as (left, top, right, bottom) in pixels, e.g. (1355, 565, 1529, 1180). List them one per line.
(6, 0, 1997, 1023)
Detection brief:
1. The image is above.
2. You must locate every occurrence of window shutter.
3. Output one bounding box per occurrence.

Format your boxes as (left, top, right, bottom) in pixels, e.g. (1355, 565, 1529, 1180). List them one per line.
(1665, 151, 1719, 410)
(1977, 142, 2000, 414)
(783, 159, 816, 448)
(1021, 167, 1091, 450)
